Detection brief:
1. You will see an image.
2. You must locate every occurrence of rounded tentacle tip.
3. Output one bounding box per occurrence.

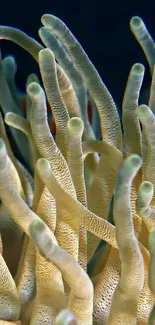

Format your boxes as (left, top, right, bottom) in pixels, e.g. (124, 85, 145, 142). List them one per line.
(136, 104, 154, 125)
(36, 158, 51, 174)
(29, 218, 46, 236)
(29, 218, 54, 260)
(39, 47, 55, 62)
(5, 112, 16, 125)
(137, 181, 154, 209)
(55, 309, 78, 325)
(117, 154, 142, 186)
(26, 73, 40, 88)
(3, 55, 17, 75)
(140, 181, 154, 196)
(131, 63, 145, 75)
(67, 117, 84, 136)
(130, 16, 144, 29)
(41, 14, 57, 28)
(27, 81, 43, 98)
(126, 154, 142, 170)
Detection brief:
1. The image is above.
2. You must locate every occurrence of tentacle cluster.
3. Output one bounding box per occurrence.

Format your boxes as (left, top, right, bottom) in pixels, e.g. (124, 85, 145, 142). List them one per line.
(0, 13, 154, 325)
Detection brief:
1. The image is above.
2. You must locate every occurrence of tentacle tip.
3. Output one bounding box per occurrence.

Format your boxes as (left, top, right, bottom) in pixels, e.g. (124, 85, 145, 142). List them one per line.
(142, 181, 154, 193)
(130, 16, 143, 28)
(128, 154, 142, 168)
(136, 104, 153, 124)
(27, 81, 42, 98)
(137, 181, 154, 208)
(5, 112, 15, 125)
(29, 218, 46, 237)
(36, 158, 51, 173)
(55, 309, 78, 325)
(41, 14, 53, 26)
(39, 47, 55, 60)
(132, 63, 145, 74)
(136, 104, 148, 114)
(67, 117, 84, 135)
(38, 26, 44, 37)
(29, 218, 54, 261)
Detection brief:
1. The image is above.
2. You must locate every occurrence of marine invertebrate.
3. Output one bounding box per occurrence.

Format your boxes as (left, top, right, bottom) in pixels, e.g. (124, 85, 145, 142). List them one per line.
(0, 12, 154, 325)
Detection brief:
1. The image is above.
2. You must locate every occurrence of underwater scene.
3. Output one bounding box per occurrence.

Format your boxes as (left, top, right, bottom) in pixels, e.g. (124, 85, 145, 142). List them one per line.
(0, 8, 154, 325)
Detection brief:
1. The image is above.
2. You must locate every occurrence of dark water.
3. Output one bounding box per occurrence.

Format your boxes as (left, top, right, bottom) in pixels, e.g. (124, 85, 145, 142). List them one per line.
(0, 0, 154, 109)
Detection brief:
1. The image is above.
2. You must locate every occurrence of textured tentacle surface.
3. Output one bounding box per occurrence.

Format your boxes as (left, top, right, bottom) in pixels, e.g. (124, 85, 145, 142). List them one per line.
(0, 12, 154, 325)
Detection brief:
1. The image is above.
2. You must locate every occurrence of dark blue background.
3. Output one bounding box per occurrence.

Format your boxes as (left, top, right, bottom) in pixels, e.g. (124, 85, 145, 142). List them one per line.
(0, 0, 154, 107)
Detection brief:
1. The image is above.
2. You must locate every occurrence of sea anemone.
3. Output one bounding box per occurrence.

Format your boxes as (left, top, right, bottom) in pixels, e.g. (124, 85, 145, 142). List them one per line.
(0, 13, 154, 325)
